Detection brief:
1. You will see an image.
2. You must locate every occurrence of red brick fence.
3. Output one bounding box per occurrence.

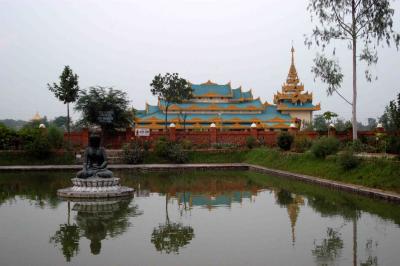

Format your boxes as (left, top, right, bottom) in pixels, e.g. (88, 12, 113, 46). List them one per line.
(64, 127, 389, 149)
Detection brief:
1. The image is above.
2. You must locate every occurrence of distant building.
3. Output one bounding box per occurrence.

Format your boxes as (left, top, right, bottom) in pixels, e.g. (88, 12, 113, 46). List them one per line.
(136, 47, 320, 130)
(31, 112, 42, 121)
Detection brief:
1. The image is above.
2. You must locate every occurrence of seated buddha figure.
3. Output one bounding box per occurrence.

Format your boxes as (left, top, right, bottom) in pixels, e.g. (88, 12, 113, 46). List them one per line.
(76, 134, 113, 179)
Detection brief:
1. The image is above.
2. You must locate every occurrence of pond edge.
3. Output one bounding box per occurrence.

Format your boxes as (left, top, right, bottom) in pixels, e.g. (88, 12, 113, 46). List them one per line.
(0, 163, 399, 203)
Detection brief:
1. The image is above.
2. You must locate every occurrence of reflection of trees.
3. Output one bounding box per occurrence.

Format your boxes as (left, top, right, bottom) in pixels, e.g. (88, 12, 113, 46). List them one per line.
(307, 194, 361, 266)
(360, 239, 379, 266)
(50, 202, 79, 262)
(50, 223, 80, 262)
(312, 228, 344, 265)
(50, 198, 142, 261)
(0, 172, 71, 208)
(151, 222, 194, 254)
(151, 193, 194, 254)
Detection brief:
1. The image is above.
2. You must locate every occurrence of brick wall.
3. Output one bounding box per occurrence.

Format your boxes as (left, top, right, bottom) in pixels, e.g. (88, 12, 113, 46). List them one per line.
(65, 127, 394, 149)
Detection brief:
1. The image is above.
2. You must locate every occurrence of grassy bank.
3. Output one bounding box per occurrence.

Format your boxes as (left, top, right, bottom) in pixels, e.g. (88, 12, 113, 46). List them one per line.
(244, 148, 400, 193)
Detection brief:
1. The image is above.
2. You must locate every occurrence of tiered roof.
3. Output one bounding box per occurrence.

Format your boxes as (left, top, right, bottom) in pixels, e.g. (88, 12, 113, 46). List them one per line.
(135, 47, 320, 130)
(190, 80, 253, 100)
(273, 47, 320, 111)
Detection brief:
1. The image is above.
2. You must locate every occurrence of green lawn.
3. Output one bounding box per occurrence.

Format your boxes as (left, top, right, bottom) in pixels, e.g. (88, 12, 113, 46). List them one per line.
(244, 148, 400, 193)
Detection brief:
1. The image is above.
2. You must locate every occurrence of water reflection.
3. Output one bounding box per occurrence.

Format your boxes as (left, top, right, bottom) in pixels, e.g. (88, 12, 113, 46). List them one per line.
(312, 227, 344, 265)
(151, 193, 194, 254)
(274, 189, 305, 245)
(50, 199, 142, 261)
(0, 170, 399, 265)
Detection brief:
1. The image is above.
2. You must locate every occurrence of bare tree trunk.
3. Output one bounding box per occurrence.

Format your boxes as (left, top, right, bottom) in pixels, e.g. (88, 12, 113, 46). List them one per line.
(352, 0, 358, 140)
(67, 201, 70, 225)
(165, 105, 169, 132)
(353, 216, 357, 266)
(67, 102, 71, 149)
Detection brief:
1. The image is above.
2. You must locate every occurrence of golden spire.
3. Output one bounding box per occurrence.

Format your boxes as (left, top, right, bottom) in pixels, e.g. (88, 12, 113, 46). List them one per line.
(32, 112, 41, 121)
(286, 46, 299, 85)
(291, 46, 295, 65)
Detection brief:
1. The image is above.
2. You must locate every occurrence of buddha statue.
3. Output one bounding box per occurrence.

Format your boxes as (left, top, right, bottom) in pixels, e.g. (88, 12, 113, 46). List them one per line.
(76, 133, 113, 179)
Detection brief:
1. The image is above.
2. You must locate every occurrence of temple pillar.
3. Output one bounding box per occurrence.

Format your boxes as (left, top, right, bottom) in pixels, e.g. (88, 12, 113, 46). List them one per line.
(328, 126, 336, 137)
(250, 128, 258, 139)
(288, 123, 298, 135)
(210, 126, 217, 144)
(169, 123, 176, 142)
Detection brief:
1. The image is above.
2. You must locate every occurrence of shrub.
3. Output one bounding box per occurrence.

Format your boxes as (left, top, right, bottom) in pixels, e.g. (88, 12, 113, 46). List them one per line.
(292, 136, 312, 153)
(142, 140, 151, 152)
(337, 150, 360, 170)
(0, 123, 17, 150)
(386, 135, 400, 155)
(311, 136, 340, 159)
(47, 126, 64, 149)
(211, 143, 238, 149)
(167, 143, 188, 163)
(26, 134, 52, 159)
(246, 136, 257, 149)
(18, 126, 40, 148)
(181, 139, 192, 150)
(154, 137, 170, 157)
(277, 132, 294, 151)
(346, 139, 378, 153)
(122, 141, 145, 164)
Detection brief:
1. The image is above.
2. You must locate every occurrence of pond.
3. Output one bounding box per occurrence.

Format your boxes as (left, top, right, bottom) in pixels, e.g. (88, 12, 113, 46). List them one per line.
(0, 170, 399, 266)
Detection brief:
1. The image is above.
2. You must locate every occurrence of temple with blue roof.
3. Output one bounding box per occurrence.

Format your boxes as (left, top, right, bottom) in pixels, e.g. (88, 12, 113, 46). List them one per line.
(136, 47, 320, 130)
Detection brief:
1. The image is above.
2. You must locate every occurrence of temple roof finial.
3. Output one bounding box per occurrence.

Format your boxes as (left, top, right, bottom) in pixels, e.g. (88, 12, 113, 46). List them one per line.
(291, 45, 295, 66)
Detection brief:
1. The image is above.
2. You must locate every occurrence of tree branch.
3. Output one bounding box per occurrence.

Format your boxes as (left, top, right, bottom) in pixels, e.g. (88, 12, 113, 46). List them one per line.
(332, 5, 353, 35)
(333, 88, 353, 106)
(356, 18, 372, 36)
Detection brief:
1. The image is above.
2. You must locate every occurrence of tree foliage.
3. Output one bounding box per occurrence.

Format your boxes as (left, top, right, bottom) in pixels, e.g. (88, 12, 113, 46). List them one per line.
(322, 111, 338, 124)
(74, 86, 131, 131)
(51, 116, 68, 130)
(48, 66, 80, 104)
(48, 66, 80, 139)
(150, 73, 193, 130)
(306, 0, 400, 139)
(380, 92, 400, 132)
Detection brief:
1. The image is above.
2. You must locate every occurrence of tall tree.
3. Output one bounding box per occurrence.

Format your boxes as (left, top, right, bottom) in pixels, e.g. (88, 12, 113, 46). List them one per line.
(74, 86, 131, 132)
(150, 73, 193, 131)
(306, 0, 400, 140)
(48, 66, 80, 146)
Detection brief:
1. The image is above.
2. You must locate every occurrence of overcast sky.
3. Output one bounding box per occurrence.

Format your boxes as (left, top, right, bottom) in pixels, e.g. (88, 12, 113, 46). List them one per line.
(1, 0, 399, 123)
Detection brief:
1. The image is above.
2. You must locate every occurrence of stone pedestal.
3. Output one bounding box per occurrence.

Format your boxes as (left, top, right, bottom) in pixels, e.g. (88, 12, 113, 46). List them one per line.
(57, 177, 134, 199)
